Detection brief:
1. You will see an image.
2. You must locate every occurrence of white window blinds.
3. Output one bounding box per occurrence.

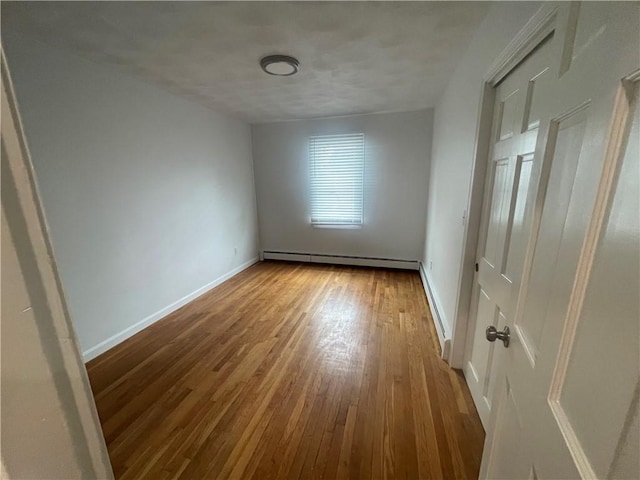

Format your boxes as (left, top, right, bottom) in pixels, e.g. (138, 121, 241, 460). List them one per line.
(309, 133, 364, 226)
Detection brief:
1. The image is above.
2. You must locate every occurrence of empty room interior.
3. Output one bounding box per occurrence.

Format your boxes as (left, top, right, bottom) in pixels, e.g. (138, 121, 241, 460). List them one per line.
(1, 1, 639, 479)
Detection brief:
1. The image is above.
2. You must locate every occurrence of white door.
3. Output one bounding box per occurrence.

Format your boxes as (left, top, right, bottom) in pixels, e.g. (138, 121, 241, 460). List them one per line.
(464, 28, 555, 428)
(478, 3, 640, 479)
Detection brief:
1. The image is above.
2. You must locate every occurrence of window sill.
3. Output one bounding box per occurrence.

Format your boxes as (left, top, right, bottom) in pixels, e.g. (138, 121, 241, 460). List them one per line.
(311, 223, 363, 230)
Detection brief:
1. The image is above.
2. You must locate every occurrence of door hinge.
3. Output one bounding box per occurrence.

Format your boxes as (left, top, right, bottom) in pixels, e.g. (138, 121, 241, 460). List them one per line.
(475, 262, 479, 272)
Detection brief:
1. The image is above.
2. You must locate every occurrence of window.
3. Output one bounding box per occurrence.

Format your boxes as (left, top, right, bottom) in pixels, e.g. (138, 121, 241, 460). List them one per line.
(309, 133, 364, 226)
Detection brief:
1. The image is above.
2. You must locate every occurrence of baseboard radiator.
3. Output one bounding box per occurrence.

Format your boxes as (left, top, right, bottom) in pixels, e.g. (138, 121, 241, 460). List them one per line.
(419, 262, 451, 360)
(261, 250, 419, 270)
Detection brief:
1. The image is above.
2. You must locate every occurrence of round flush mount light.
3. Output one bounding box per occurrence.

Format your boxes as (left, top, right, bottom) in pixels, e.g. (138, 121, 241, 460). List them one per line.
(260, 54, 300, 76)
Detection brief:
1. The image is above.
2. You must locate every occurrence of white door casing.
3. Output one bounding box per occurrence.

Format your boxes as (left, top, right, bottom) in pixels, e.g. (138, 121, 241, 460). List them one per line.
(474, 3, 640, 479)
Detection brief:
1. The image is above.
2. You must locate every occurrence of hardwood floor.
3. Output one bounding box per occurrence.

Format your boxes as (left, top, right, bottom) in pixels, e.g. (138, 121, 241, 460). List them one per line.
(87, 261, 485, 479)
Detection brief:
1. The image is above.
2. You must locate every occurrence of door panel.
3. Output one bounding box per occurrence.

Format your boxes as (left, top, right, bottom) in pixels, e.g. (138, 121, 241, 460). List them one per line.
(503, 155, 533, 281)
(570, 3, 609, 66)
(498, 89, 520, 141)
(484, 158, 513, 267)
(486, 380, 528, 480)
(468, 288, 496, 406)
(523, 67, 551, 132)
(516, 109, 588, 363)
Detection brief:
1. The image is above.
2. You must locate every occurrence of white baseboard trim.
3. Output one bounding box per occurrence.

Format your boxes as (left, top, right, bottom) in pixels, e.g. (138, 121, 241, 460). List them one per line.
(82, 256, 259, 362)
(262, 251, 419, 270)
(419, 262, 451, 361)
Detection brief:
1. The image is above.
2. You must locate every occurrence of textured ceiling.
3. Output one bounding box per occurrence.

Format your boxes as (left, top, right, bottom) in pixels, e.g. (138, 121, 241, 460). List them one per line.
(2, 1, 489, 123)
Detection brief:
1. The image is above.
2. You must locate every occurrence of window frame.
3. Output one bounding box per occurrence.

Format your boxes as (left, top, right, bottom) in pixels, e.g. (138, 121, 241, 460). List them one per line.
(308, 133, 365, 228)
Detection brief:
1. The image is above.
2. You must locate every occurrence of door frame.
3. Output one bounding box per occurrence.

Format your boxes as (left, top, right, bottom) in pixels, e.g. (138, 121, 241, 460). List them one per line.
(449, 3, 562, 368)
(1, 45, 113, 478)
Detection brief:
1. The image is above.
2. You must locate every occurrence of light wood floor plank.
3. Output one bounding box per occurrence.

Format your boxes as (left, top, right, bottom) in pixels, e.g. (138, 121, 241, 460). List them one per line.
(87, 261, 484, 479)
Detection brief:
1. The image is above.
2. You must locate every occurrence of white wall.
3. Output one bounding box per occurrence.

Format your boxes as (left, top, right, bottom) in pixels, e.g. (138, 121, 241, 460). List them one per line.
(2, 31, 259, 359)
(422, 3, 541, 343)
(252, 110, 432, 261)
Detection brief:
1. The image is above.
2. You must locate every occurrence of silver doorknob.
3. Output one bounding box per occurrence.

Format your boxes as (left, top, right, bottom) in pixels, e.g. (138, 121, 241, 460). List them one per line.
(486, 325, 510, 347)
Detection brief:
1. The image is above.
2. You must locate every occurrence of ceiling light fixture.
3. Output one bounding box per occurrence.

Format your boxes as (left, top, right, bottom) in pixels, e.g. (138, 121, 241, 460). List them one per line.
(260, 55, 300, 76)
